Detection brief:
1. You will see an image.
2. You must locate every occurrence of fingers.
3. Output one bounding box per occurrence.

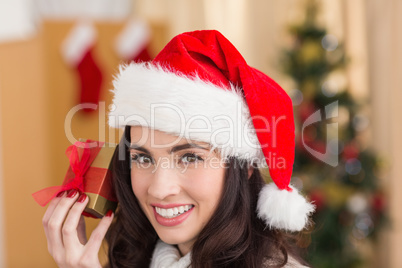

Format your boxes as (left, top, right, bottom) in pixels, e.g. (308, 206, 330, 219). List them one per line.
(42, 191, 65, 243)
(42, 190, 112, 268)
(43, 191, 65, 225)
(45, 189, 80, 255)
(42, 190, 68, 256)
(62, 193, 89, 251)
(85, 211, 114, 253)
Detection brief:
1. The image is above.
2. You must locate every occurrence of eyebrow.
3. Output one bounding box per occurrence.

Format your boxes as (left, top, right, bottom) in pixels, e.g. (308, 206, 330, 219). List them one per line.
(169, 143, 209, 154)
(129, 143, 210, 155)
(128, 144, 152, 155)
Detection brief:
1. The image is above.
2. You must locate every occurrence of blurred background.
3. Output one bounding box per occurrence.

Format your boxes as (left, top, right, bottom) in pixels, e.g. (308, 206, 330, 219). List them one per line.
(0, 0, 400, 267)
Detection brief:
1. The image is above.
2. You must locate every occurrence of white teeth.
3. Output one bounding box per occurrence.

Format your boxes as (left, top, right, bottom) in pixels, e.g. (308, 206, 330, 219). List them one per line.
(167, 209, 173, 217)
(179, 206, 184, 214)
(161, 208, 167, 217)
(155, 205, 193, 218)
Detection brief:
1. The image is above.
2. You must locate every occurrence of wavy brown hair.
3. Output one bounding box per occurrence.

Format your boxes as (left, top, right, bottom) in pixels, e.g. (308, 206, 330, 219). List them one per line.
(106, 126, 310, 267)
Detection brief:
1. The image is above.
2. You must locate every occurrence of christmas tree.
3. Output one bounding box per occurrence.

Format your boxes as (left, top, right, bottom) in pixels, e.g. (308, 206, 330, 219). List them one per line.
(281, 1, 387, 267)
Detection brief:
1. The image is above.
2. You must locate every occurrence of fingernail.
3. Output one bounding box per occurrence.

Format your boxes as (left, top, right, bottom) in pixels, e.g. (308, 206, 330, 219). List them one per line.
(105, 210, 113, 217)
(67, 189, 78, 198)
(56, 191, 65, 198)
(77, 193, 87, 203)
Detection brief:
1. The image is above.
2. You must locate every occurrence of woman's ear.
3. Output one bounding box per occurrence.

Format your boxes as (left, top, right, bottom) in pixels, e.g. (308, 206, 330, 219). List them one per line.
(248, 166, 254, 179)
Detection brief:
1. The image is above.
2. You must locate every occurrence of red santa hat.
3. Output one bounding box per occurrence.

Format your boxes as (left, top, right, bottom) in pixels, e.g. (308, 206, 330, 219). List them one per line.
(108, 30, 314, 231)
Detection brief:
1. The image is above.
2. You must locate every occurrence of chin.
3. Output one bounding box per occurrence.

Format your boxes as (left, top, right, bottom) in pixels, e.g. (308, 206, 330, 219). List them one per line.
(155, 228, 194, 246)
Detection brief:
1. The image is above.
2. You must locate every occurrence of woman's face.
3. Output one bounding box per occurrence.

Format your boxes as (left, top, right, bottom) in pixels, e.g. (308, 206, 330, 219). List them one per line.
(130, 126, 226, 256)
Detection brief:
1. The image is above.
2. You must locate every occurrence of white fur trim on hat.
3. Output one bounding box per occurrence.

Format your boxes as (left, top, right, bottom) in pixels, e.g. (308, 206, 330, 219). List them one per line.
(108, 62, 266, 166)
(257, 183, 315, 231)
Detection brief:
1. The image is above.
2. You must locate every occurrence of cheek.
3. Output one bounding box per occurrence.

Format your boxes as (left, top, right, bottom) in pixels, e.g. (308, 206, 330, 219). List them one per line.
(130, 172, 149, 201)
(184, 168, 226, 205)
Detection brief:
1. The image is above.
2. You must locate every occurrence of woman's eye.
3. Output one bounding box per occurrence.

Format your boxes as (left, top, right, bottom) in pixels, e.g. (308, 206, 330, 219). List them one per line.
(131, 153, 153, 164)
(181, 153, 204, 164)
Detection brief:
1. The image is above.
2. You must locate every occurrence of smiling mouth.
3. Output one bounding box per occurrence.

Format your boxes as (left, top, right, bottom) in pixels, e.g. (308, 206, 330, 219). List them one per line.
(154, 205, 194, 219)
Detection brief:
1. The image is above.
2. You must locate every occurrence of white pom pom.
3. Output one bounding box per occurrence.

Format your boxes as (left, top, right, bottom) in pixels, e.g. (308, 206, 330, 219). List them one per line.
(257, 183, 315, 231)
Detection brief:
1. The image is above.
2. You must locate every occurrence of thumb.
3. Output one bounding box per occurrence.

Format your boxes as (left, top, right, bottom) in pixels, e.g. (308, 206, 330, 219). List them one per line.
(85, 211, 114, 253)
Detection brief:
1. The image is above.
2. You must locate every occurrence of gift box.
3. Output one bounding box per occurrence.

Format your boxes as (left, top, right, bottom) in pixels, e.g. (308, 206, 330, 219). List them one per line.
(32, 139, 118, 218)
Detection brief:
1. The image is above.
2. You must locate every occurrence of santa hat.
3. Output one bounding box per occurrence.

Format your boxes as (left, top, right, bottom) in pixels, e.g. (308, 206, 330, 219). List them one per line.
(108, 30, 314, 231)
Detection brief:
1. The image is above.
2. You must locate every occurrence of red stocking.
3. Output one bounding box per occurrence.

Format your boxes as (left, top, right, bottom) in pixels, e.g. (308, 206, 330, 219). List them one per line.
(62, 21, 103, 113)
(76, 49, 103, 112)
(115, 19, 152, 62)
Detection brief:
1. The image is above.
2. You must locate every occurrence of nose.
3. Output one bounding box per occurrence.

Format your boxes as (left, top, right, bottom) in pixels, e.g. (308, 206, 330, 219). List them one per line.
(148, 164, 181, 200)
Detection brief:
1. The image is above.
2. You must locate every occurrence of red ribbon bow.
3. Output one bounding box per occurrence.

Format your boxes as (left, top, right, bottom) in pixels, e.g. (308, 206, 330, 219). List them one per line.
(32, 140, 102, 206)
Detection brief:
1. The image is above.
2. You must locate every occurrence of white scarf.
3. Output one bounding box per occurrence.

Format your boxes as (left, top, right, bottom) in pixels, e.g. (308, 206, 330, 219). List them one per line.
(149, 240, 307, 268)
(150, 240, 192, 268)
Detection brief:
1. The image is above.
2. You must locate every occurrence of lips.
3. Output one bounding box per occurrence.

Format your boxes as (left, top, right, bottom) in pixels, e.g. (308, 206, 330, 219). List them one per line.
(152, 204, 194, 227)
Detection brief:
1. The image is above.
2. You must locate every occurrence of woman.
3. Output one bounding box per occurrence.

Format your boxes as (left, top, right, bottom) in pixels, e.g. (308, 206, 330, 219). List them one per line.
(42, 30, 315, 267)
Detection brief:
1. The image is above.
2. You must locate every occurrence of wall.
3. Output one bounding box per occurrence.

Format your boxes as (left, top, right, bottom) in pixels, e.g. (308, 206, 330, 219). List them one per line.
(0, 61, 6, 268)
(367, 0, 402, 267)
(0, 34, 53, 267)
(0, 20, 136, 267)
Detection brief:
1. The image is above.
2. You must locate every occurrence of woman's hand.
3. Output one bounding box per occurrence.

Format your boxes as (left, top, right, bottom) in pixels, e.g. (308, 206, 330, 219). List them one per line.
(42, 189, 114, 268)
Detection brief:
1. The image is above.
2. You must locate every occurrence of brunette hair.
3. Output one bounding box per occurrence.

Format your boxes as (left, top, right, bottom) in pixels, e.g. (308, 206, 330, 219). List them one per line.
(106, 126, 310, 267)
